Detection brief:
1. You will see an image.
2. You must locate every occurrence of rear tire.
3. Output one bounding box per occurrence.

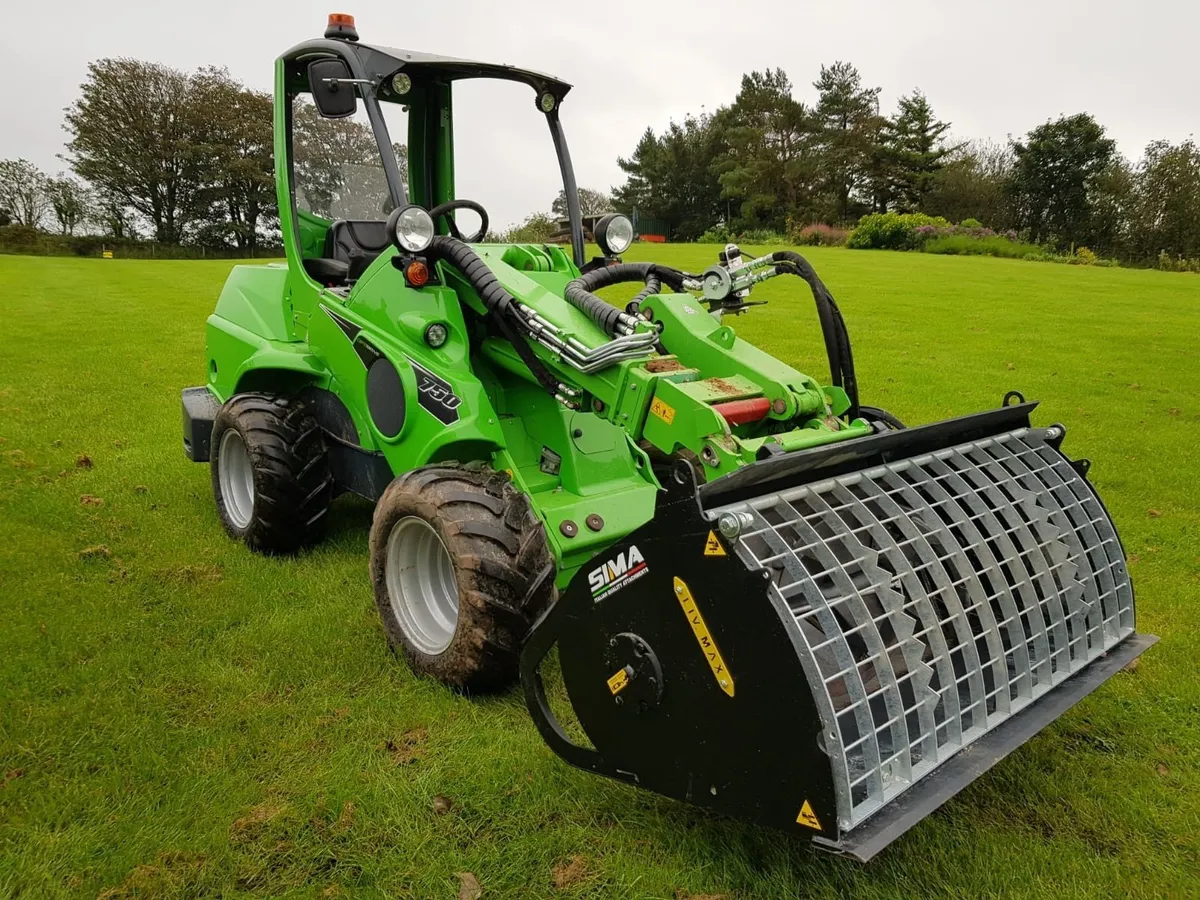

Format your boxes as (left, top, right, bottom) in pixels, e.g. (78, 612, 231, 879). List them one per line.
(369, 463, 555, 693)
(210, 393, 333, 553)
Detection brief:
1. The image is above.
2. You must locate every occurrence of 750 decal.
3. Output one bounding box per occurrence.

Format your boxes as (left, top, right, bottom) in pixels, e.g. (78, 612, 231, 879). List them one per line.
(409, 360, 462, 425)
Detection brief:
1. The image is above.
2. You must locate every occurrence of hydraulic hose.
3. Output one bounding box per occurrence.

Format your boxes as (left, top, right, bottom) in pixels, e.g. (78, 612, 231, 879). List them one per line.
(425, 236, 561, 398)
(771, 250, 859, 417)
(858, 405, 906, 431)
(565, 262, 690, 336)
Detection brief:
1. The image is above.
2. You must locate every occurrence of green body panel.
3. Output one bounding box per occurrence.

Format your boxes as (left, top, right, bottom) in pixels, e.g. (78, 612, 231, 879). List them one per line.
(212, 264, 296, 343)
(297, 209, 331, 260)
(314, 254, 506, 463)
(484, 367, 657, 582)
(205, 263, 327, 401)
(203, 51, 870, 586)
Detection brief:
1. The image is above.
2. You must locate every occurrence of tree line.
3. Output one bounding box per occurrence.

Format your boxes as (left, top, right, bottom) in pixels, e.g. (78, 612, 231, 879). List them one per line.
(0, 58, 406, 253)
(3, 56, 1197, 265)
(611, 63, 1200, 262)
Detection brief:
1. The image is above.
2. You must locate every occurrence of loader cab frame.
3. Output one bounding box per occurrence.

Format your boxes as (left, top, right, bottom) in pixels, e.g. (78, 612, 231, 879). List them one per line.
(275, 37, 585, 298)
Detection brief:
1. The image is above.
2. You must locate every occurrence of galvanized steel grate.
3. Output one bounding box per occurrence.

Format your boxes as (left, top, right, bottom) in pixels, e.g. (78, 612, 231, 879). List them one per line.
(710, 428, 1133, 832)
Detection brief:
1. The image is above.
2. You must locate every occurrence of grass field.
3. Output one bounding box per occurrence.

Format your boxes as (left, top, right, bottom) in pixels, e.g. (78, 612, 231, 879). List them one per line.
(1, 247, 1197, 898)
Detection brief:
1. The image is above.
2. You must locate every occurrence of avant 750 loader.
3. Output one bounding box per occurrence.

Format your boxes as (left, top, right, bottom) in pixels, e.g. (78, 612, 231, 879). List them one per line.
(181, 15, 1155, 859)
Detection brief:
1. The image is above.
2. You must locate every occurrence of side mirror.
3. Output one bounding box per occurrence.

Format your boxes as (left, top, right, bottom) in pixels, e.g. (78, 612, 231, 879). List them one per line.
(307, 58, 357, 118)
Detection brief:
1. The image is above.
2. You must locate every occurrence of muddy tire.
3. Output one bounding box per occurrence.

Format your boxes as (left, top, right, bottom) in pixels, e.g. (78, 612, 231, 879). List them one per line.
(210, 393, 333, 553)
(369, 462, 556, 693)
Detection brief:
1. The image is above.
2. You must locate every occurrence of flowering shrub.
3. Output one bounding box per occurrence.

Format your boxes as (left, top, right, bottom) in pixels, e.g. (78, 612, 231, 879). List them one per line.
(846, 213, 953, 250)
(788, 221, 850, 246)
(1157, 251, 1200, 273)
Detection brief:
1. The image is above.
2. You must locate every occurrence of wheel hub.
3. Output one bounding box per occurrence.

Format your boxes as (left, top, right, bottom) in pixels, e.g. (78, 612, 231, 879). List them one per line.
(218, 429, 255, 529)
(385, 516, 460, 655)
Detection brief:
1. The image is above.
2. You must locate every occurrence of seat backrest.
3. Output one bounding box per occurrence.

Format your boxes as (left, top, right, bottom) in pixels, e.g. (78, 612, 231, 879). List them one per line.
(325, 220, 391, 281)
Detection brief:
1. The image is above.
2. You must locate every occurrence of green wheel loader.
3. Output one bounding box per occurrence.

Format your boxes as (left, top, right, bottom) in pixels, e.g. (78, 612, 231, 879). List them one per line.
(181, 14, 1156, 860)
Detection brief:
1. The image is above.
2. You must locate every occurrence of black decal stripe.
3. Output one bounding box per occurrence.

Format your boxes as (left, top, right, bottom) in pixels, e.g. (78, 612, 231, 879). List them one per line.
(353, 338, 382, 368)
(323, 305, 363, 343)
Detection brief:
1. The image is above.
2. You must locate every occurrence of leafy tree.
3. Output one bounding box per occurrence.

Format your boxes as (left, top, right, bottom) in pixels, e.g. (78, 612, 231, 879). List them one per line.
(89, 189, 138, 239)
(291, 100, 389, 220)
(495, 211, 558, 243)
(716, 69, 817, 231)
(392, 143, 409, 187)
(1088, 158, 1135, 258)
(65, 59, 213, 243)
(813, 62, 882, 222)
(924, 140, 1017, 228)
(0, 159, 50, 228)
(1008, 113, 1116, 248)
(191, 69, 276, 251)
(882, 91, 955, 212)
(552, 187, 612, 218)
(612, 114, 726, 241)
(1130, 139, 1200, 260)
(46, 175, 91, 236)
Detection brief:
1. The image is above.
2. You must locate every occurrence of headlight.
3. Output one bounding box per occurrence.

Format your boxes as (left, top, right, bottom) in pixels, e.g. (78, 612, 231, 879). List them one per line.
(595, 213, 634, 256)
(387, 204, 435, 253)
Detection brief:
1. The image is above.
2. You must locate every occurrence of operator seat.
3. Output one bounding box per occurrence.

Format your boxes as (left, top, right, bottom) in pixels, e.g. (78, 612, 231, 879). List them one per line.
(322, 219, 391, 283)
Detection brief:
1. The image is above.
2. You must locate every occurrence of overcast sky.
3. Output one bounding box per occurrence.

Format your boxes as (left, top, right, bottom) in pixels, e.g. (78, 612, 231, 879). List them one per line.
(2, 0, 1197, 230)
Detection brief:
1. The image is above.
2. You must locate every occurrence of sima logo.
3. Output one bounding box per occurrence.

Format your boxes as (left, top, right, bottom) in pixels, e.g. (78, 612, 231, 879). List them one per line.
(588, 545, 648, 602)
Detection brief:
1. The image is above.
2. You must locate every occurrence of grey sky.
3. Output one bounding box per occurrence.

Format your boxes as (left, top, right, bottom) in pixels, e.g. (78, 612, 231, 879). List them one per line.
(3, 0, 1197, 230)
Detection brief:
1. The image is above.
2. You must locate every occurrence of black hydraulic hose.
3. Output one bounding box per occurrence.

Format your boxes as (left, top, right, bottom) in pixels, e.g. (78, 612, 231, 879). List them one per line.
(425, 236, 561, 398)
(771, 250, 859, 416)
(628, 271, 661, 311)
(858, 405, 906, 431)
(564, 262, 689, 336)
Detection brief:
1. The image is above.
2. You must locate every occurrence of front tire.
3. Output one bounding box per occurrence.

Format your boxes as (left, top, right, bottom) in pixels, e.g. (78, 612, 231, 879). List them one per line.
(210, 393, 333, 553)
(369, 463, 555, 693)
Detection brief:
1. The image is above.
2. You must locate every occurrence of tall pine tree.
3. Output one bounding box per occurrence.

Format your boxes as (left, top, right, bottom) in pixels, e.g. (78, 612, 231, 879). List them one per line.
(884, 91, 955, 213)
(715, 69, 818, 231)
(813, 61, 881, 223)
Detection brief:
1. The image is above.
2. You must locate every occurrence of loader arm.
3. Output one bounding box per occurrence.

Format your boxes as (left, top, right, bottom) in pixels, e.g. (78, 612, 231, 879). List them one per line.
(445, 243, 874, 483)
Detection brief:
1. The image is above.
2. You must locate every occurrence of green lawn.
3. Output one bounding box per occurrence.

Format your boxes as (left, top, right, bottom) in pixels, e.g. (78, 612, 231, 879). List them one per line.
(1, 248, 1197, 898)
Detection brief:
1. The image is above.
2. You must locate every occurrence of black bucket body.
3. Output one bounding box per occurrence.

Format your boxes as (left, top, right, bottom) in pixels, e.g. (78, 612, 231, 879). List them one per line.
(521, 402, 1156, 860)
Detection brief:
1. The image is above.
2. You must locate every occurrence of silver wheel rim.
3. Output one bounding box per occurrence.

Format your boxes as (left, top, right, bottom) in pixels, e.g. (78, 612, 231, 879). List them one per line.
(218, 429, 255, 530)
(385, 516, 460, 655)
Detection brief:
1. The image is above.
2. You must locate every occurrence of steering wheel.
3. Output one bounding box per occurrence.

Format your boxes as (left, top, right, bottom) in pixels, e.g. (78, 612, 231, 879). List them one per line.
(428, 200, 489, 244)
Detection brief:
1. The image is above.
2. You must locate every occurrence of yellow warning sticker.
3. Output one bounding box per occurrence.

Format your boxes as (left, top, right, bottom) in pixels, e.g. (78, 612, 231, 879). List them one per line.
(673, 576, 734, 697)
(704, 531, 726, 557)
(796, 799, 822, 831)
(650, 397, 676, 425)
(607, 667, 631, 695)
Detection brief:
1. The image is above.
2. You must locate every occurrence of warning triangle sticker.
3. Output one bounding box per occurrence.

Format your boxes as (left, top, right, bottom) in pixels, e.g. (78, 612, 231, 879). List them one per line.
(796, 800, 822, 831)
(704, 531, 726, 557)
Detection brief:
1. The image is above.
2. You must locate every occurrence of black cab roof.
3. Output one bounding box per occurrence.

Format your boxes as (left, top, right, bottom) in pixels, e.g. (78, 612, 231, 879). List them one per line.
(281, 38, 573, 101)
